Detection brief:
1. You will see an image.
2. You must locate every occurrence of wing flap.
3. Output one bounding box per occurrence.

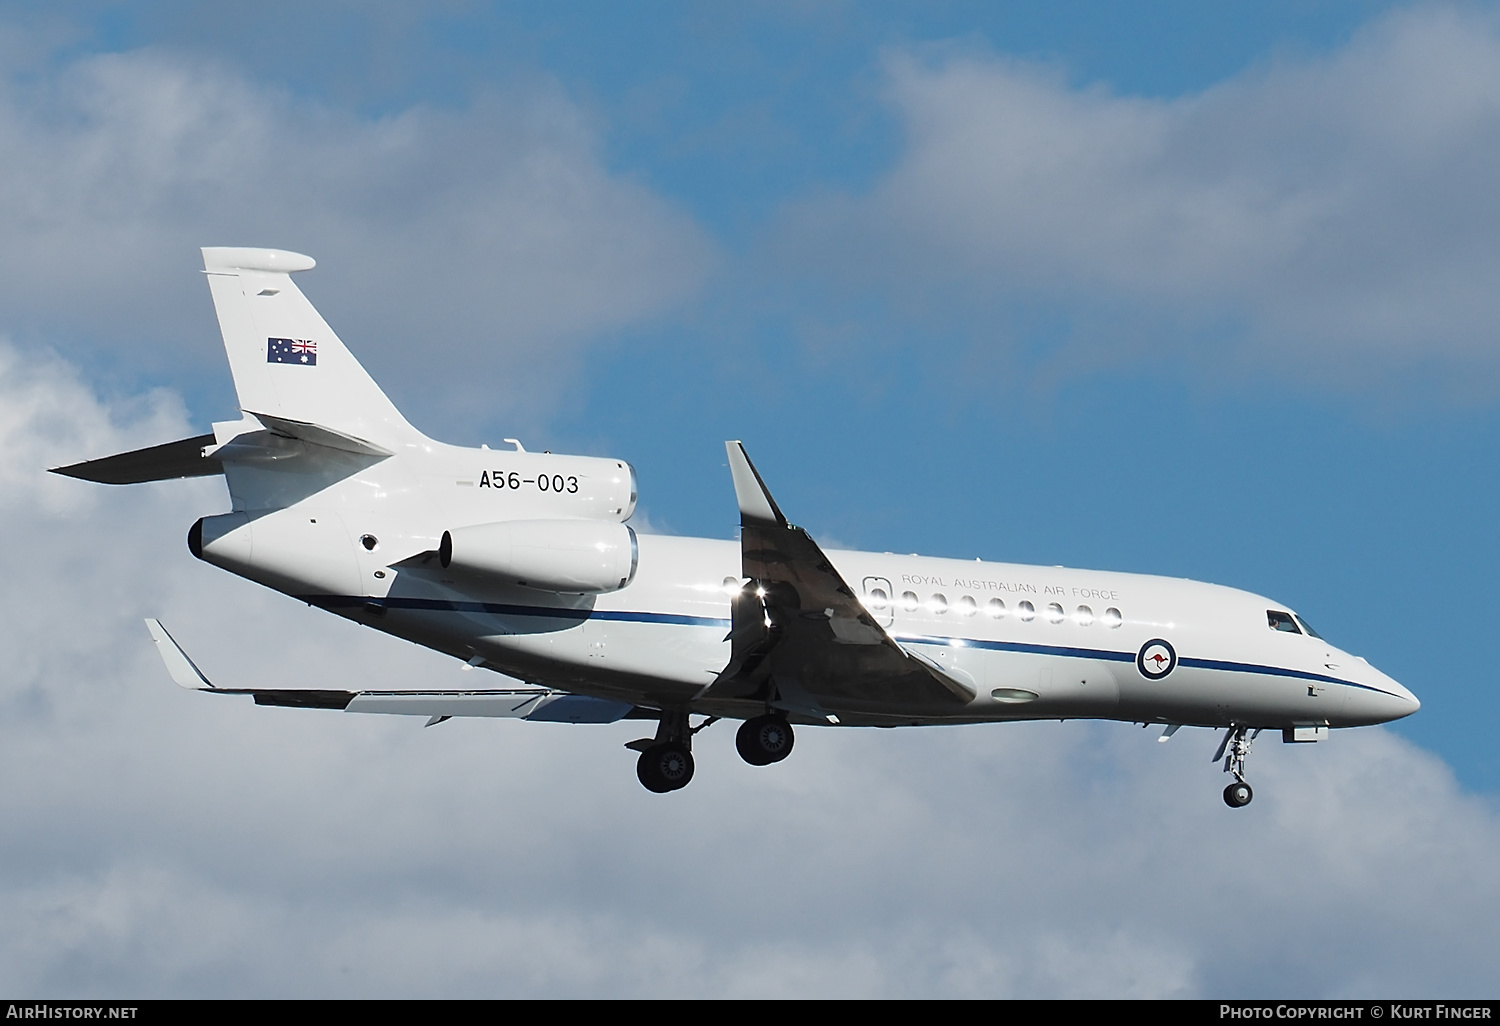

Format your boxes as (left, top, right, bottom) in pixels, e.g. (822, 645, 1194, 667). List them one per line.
(252, 690, 356, 709)
(346, 691, 638, 722)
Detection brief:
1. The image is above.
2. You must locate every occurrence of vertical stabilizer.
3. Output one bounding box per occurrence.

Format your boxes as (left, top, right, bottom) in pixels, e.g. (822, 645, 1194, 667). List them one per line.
(201, 247, 422, 451)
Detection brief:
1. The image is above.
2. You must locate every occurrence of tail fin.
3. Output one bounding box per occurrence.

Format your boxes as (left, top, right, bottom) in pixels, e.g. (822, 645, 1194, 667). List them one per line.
(201, 247, 422, 452)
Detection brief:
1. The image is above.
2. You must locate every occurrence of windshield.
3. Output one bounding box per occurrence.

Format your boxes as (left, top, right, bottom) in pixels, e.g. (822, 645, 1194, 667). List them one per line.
(1293, 614, 1324, 640)
(1267, 610, 1300, 633)
(1267, 609, 1327, 640)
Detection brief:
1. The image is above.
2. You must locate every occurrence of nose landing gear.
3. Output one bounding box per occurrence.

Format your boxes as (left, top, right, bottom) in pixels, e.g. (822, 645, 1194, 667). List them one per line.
(1215, 725, 1260, 808)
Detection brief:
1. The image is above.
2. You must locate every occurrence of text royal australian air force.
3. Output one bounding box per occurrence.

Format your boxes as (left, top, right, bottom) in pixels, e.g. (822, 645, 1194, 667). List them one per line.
(895, 571, 1121, 602)
(872, 561, 1131, 627)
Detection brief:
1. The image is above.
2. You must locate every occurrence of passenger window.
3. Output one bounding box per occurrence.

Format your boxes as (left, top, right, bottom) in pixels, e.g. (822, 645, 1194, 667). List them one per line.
(957, 595, 977, 617)
(1046, 602, 1065, 624)
(901, 591, 919, 612)
(1267, 610, 1301, 634)
(987, 598, 1007, 619)
(929, 593, 949, 614)
(1103, 607, 1122, 628)
(866, 588, 889, 610)
(1018, 600, 1035, 622)
(1076, 605, 1094, 626)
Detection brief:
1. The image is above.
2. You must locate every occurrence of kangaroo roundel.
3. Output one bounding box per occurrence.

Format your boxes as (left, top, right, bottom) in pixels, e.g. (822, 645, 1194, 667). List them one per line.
(1137, 639, 1177, 680)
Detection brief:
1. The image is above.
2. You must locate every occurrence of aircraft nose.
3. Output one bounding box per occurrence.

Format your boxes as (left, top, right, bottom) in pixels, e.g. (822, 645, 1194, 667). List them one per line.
(1384, 671, 1420, 718)
(1351, 672, 1419, 724)
(1398, 685, 1421, 718)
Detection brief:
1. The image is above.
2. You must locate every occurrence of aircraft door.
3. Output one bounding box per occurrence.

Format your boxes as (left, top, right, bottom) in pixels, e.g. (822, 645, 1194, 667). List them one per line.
(862, 576, 895, 628)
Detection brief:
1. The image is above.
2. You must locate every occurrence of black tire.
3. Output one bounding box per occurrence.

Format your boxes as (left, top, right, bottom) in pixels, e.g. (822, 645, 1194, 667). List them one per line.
(736, 715, 795, 766)
(1223, 781, 1254, 808)
(637, 742, 695, 793)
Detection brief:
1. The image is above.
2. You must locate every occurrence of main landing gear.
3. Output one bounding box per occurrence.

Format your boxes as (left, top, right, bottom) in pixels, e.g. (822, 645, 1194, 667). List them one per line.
(1215, 725, 1260, 808)
(629, 711, 798, 792)
(637, 741, 694, 793)
(629, 710, 719, 794)
(736, 713, 795, 766)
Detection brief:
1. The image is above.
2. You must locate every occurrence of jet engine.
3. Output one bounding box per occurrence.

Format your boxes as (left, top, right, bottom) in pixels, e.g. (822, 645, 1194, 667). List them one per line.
(189, 508, 363, 597)
(439, 519, 638, 594)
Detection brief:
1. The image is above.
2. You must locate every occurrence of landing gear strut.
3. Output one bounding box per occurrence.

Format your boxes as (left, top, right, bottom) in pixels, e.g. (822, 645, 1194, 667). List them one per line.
(1215, 725, 1260, 808)
(736, 714, 795, 766)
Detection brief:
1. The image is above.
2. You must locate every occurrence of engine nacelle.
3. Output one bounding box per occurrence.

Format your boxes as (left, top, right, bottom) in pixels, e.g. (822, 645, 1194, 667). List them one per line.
(189, 507, 362, 598)
(439, 519, 638, 594)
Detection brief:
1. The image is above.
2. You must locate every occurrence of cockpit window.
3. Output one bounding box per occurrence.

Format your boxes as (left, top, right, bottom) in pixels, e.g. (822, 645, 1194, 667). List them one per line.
(1293, 614, 1324, 640)
(1267, 610, 1301, 634)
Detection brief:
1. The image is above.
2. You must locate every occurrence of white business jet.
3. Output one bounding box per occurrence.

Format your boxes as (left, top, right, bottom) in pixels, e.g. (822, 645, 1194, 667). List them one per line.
(52, 248, 1419, 807)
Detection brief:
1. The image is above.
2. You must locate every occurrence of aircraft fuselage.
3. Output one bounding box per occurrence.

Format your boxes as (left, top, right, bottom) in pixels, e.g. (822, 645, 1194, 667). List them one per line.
(192, 440, 1416, 734)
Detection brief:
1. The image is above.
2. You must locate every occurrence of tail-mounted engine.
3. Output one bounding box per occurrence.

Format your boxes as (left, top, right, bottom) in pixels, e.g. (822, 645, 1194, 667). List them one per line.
(439, 519, 638, 594)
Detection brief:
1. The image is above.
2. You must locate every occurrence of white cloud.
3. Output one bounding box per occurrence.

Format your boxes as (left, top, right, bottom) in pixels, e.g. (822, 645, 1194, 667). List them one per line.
(0, 36, 714, 432)
(786, 5, 1500, 391)
(3, 348, 1498, 997)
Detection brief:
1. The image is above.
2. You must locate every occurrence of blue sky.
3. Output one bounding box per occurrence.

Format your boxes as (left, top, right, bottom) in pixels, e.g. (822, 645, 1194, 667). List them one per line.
(4, 0, 1500, 997)
(61, 0, 1465, 780)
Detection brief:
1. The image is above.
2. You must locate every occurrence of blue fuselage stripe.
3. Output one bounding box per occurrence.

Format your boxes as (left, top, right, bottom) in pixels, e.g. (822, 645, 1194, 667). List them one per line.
(310, 594, 731, 628)
(1178, 657, 1356, 690)
(898, 634, 1394, 696)
(898, 633, 1136, 663)
(307, 595, 1394, 696)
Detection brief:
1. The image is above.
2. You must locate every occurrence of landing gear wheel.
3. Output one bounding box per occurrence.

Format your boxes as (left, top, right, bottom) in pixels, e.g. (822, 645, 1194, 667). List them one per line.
(736, 715, 795, 766)
(1215, 725, 1260, 809)
(637, 742, 694, 793)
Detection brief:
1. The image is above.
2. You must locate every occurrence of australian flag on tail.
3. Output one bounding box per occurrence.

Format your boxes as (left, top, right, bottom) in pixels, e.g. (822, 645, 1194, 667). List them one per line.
(267, 337, 317, 366)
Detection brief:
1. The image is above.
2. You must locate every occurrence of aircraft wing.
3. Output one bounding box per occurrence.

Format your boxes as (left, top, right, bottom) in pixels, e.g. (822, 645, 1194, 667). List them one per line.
(144, 618, 643, 723)
(702, 443, 974, 720)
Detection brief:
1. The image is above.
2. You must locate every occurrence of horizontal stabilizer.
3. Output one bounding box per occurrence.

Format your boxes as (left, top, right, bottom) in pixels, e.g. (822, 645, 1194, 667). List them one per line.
(52, 434, 221, 485)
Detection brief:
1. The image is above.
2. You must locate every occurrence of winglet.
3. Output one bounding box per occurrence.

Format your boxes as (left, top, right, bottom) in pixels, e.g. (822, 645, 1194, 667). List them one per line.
(725, 441, 787, 527)
(144, 619, 217, 690)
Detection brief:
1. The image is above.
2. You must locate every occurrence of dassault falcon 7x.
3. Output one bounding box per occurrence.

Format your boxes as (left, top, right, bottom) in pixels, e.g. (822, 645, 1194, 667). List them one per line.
(52, 248, 1420, 807)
